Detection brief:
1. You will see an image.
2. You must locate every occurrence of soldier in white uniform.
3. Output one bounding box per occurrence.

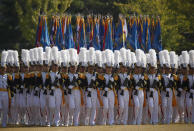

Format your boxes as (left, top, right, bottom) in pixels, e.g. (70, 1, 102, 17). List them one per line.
(102, 49, 115, 125)
(0, 50, 9, 127)
(68, 48, 80, 126)
(188, 50, 194, 123)
(60, 49, 70, 126)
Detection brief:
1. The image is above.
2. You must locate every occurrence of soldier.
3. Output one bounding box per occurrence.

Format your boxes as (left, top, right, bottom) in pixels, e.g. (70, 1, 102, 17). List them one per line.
(188, 50, 194, 123)
(94, 50, 104, 125)
(68, 48, 80, 126)
(147, 49, 159, 124)
(77, 47, 87, 125)
(48, 46, 61, 126)
(85, 47, 98, 126)
(0, 50, 9, 127)
(102, 49, 115, 125)
(59, 49, 70, 126)
(117, 48, 130, 125)
(131, 49, 146, 125)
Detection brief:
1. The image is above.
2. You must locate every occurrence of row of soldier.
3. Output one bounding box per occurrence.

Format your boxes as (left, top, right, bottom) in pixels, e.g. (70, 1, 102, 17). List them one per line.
(0, 46, 193, 127)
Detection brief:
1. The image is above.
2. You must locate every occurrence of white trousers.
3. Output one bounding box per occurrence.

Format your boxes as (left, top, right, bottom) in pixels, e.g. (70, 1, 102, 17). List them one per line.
(85, 89, 98, 125)
(133, 89, 144, 125)
(161, 89, 173, 124)
(68, 89, 81, 126)
(0, 91, 9, 127)
(102, 90, 115, 125)
(118, 89, 129, 125)
(176, 90, 185, 122)
(185, 92, 192, 123)
(148, 89, 158, 124)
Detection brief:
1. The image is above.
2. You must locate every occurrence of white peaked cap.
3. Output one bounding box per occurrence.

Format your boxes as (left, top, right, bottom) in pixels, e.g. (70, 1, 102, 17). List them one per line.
(45, 46, 51, 65)
(69, 48, 78, 66)
(33, 48, 39, 64)
(61, 49, 70, 67)
(114, 50, 121, 68)
(131, 52, 136, 68)
(21, 49, 29, 67)
(178, 55, 182, 67)
(7, 50, 14, 66)
(13, 50, 19, 67)
(102, 50, 106, 68)
(141, 52, 147, 68)
(79, 47, 87, 67)
(181, 51, 189, 68)
(120, 48, 127, 66)
(1, 50, 8, 67)
(135, 49, 143, 67)
(163, 50, 170, 68)
(105, 49, 114, 67)
(95, 50, 102, 67)
(111, 51, 115, 66)
(170, 51, 178, 69)
(126, 49, 131, 67)
(37, 47, 43, 65)
(88, 47, 96, 66)
(58, 51, 62, 66)
(149, 49, 157, 68)
(51, 46, 59, 65)
(29, 49, 34, 65)
(159, 50, 165, 67)
(189, 50, 194, 68)
(146, 53, 150, 65)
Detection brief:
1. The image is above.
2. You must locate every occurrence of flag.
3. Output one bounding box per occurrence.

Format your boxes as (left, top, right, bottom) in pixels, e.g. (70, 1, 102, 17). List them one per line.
(105, 19, 113, 50)
(40, 17, 50, 48)
(55, 20, 63, 50)
(65, 16, 75, 49)
(99, 18, 105, 50)
(154, 18, 162, 52)
(93, 18, 101, 50)
(146, 18, 151, 52)
(35, 16, 43, 46)
(114, 18, 123, 50)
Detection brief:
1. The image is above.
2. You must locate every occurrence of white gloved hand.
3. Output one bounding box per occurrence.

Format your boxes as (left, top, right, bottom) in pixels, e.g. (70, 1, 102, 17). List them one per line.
(87, 88, 92, 91)
(121, 86, 125, 90)
(166, 88, 170, 92)
(178, 88, 183, 92)
(150, 88, 154, 92)
(68, 85, 74, 89)
(110, 77, 114, 82)
(105, 87, 109, 91)
(135, 86, 139, 90)
(190, 89, 194, 94)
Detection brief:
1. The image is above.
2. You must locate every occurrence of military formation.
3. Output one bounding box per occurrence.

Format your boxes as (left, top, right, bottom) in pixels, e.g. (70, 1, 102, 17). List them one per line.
(0, 46, 193, 127)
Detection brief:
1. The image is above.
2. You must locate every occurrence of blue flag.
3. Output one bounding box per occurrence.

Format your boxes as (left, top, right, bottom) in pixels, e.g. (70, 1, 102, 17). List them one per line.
(93, 21, 101, 50)
(40, 18, 50, 48)
(55, 20, 63, 50)
(154, 19, 162, 52)
(105, 21, 113, 50)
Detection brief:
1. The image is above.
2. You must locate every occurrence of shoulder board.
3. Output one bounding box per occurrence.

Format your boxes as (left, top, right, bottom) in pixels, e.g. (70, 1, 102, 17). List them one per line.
(114, 75, 118, 81)
(173, 74, 178, 81)
(98, 74, 104, 80)
(37, 72, 41, 77)
(157, 75, 162, 80)
(183, 76, 188, 81)
(15, 73, 20, 79)
(30, 72, 35, 77)
(130, 74, 134, 79)
(144, 74, 148, 80)
(8, 75, 12, 80)
(79, 73, 86, 79)
(46, 73, 50, 79)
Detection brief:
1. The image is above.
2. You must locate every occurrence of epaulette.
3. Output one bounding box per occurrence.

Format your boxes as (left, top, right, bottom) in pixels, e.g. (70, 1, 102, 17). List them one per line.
(8, 74, 12, 81)
(98, 74, 104, 80)
(114, 74, 118, 81)
(144, 74, 148, 80)
(173, 74, 178, 81)
(37, 72, 41, 77)
(183, 75, 188, 81)
(61, 73, 68, 79)
(157, 75, 162, 80)
(79, 73, 86, 79)
(130, 74, 134, 79)
(46, 73, 50, 79)
(24, 73, 30, 78)
(15, 73, 20, 79)
(30, 72, 35, 77)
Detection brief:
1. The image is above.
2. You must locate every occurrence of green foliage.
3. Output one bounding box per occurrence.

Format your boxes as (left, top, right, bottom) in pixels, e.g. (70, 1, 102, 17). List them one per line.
(0, 0, 193, 53)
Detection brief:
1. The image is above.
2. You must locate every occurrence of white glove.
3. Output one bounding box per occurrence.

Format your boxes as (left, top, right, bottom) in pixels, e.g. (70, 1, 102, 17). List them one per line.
(87, 88, 92, 91)
(51, 86, 55, 90)
(105, 87, 109, 91)
(121, 86, 125, 90)
(150, 88, 154, 92)
(68, 85, 74, 89)
(166, 88, 170, 92)
(135, 86, 139, 90)
(92, 76, 96, 81)
(110, 77, 114, 82)
(155, 77, 159, 81)
(190, 89, 194, 94)
(178, 88, 183, 92)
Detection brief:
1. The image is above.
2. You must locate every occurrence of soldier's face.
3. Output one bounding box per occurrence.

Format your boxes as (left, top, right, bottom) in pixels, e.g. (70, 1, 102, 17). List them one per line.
(0, 67, 6, 74)
(61, 67, 68, 73)
(149, 67, 156, 74)
(79, 66, 85, 73)
(96, 67, 102, 73)
(105, 66, 112, 74)
(120, 66, 126, 73)
(70, 66, 76, 73)
(88, 66, 94, 74)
